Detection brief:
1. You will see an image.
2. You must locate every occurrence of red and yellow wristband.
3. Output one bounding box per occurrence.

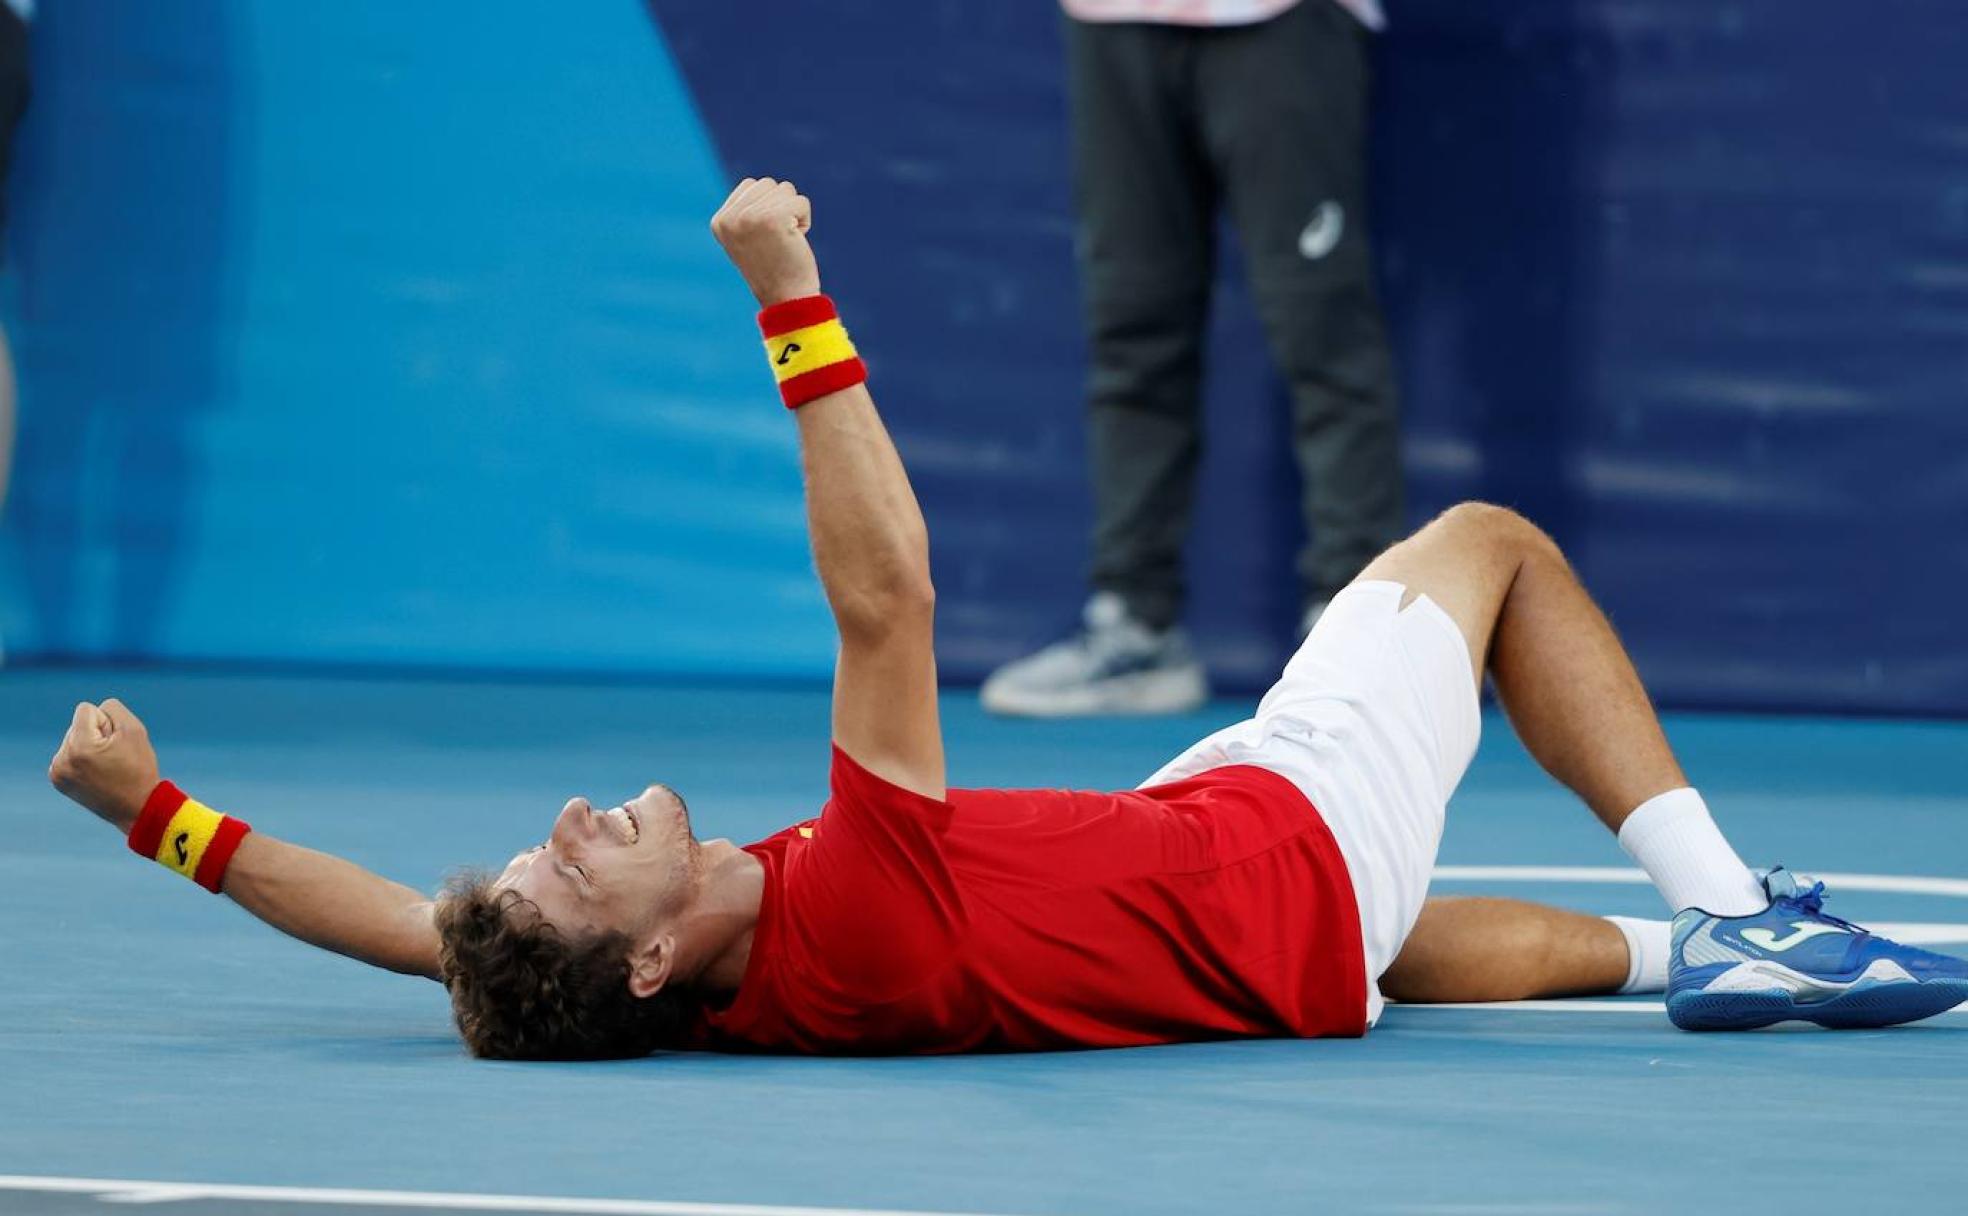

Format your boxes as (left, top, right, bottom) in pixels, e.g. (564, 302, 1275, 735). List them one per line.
(127, 781, 253, 894)
(758, 294, 867, 409)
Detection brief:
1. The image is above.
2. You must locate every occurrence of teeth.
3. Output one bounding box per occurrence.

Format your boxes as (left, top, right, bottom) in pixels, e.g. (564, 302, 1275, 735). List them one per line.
(607, 806, 639, 844)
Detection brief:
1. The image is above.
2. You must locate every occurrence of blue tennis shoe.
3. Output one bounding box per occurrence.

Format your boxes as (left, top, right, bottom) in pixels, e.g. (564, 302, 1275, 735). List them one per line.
(1667, 867, 1968, 1031)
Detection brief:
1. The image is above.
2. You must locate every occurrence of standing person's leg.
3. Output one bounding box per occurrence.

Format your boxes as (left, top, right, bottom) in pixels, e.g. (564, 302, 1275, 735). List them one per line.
(981, 19, 1215, 718)
(1070, 19, 1215, 636)
(1197, 2, 1403, 622)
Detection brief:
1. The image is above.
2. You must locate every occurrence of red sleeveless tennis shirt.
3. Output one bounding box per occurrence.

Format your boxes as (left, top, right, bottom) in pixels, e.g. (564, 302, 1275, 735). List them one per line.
(693, 746, 1366, 1054)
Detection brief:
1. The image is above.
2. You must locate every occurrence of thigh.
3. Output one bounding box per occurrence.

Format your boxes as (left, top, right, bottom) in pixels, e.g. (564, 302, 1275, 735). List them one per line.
(1353, 503, 1524, 687)
(1197, 1, 1373, 294)
(1069, 18, 1216, 429)
(1260, 577, 1480, 807)
(1067, 19, 1215, 286)
(1140, 577, 1481, 1014)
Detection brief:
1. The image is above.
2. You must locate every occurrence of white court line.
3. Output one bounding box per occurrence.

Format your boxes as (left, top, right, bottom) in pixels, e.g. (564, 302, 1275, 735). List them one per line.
(1431, 866, 1968, 898)
(1403, 1000, 1666, 1014)
(0, 1176, 1022, 1216)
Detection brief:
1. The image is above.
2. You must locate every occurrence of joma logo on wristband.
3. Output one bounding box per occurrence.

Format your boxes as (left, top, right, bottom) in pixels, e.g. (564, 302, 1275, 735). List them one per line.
(758, 295, 868, 409)
(127, 781, 254, 894)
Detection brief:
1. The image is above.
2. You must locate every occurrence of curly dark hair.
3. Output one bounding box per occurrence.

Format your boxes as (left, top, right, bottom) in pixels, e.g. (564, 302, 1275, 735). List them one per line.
(434, 871, 697, 1060)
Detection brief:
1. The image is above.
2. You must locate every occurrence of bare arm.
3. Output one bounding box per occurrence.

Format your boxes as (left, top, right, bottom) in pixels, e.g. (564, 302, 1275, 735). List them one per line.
(217, 835, 440, 978)
(49, 699, 443, 981)
(799, 382, 944, 800)
(711, 178, 945, 799)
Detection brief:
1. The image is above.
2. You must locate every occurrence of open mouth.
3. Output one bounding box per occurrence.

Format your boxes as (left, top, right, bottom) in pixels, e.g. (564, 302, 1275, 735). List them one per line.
(603, 804, 641, 845)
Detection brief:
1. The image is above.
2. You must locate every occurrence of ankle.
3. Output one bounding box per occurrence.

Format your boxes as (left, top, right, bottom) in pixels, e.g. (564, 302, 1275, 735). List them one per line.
(1618, 788, 1768, 917)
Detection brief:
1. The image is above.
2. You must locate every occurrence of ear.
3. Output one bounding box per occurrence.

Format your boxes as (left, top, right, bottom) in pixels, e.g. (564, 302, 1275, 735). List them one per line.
(626, 932, 678, 1000)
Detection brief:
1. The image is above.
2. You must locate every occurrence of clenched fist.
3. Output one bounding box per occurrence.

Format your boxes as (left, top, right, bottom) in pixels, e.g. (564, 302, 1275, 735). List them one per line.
(50, 699, 161, 834)
(710, 177, 821, 307)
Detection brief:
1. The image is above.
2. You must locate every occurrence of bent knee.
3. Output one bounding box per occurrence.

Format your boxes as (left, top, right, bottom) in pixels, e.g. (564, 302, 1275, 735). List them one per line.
(1436, 500, 1531, 538)
(1436, 501, 1562, 564)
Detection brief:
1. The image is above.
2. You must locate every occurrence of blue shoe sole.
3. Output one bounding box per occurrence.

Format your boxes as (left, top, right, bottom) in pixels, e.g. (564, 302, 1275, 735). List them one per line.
(1668, 979, 1968, 1032)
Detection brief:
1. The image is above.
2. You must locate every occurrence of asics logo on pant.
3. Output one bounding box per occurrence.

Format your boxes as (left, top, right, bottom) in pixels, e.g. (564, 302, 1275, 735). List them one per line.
(1298, 201, 1344, 260)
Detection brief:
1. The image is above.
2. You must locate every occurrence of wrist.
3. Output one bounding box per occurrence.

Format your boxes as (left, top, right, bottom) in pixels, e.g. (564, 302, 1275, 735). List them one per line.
(752, 278, 822, 308)
(127, 780, 254, 894)
(91, 788, 148, 835)
(112, 796, 145, 836)
(757, 294, 868, 409)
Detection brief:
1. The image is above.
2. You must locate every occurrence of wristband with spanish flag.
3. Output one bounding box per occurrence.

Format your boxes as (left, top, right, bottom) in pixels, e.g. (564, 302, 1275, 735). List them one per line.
(758, 294, 867, 409)
(127, 781, 253, 894)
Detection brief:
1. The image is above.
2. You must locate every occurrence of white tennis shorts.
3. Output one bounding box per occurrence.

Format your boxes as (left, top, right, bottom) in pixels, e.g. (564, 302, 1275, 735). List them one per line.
(1140, 580, 1482, 1025)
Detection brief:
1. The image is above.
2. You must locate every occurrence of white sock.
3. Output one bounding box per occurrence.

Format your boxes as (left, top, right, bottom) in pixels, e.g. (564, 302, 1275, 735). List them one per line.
(1605, 915, 1671, 994)
(1616, 787, 1767, 916)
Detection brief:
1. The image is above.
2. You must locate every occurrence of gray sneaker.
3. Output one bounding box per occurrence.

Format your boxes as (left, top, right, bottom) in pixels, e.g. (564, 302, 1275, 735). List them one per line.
(979, 592, 1209, 717)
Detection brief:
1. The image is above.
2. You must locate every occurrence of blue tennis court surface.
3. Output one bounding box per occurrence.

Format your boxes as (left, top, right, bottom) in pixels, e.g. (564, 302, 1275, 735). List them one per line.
(6, 670, 1966, 1215)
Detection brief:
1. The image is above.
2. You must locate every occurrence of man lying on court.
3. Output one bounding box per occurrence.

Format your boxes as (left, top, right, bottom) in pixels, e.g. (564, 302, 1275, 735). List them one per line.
(49, 178, 1968, 1058)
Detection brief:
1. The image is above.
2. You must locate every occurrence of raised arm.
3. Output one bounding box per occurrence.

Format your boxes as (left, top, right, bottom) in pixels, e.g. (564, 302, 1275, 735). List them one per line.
(49, 699, 442, 980)
(710, 178, 945, 799)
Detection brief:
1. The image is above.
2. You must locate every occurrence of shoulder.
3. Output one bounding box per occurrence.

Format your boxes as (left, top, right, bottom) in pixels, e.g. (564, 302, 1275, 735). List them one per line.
(825, 745, 954, 832)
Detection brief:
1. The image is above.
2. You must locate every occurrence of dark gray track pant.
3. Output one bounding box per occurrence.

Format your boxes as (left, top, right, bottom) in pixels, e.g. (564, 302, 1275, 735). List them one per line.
(1070, 1, 1402, 631)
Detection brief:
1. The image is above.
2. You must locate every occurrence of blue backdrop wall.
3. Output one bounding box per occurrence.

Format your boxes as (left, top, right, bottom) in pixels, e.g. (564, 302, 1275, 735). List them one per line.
(5, 1, 1966, 714)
